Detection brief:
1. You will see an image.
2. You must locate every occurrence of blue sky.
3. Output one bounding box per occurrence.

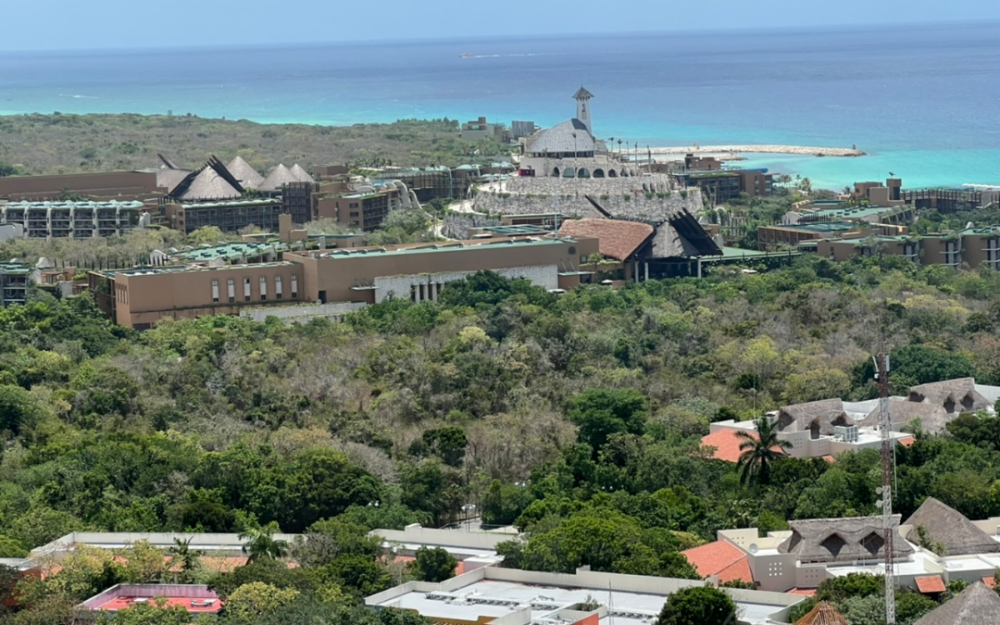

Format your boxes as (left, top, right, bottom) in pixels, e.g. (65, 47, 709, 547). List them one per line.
(3, 0, 999, 51)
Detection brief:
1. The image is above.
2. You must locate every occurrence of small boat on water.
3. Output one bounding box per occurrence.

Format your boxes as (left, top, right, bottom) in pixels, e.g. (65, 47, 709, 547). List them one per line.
(460, 53, 475, 59)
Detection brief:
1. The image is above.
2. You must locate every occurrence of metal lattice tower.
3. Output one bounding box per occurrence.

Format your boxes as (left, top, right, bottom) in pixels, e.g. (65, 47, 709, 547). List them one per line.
(874, 353, 896, 625)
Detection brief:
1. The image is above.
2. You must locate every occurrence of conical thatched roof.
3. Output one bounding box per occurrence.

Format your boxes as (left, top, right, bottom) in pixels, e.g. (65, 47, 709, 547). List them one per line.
(259, 164, 299, 191)
(226, 156, 264, 189)
(904, 497, 1000, 556)
(170, 156, 244, 202)
(914, 582, 1000, 625)
(779, 515, 913, 563)
(289, 164, 315, 184)
(776, 399, 855, 436)
(795, 601, 849, 625)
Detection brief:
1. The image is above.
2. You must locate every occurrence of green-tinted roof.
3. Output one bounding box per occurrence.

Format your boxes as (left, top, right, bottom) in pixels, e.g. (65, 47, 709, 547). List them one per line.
(317, 237, 576, 259)
(779, 222, 858, 233)
(0, 263, 30, 275)
(181, 199, 280, 209)
(177, 242, 288, 261)
(103, 261, 297, 277)
(3, 200, 144, 210)
(812, 206, 906, 219)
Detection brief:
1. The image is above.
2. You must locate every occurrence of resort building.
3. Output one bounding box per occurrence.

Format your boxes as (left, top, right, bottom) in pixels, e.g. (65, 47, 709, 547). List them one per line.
(89, 234, 599, 329)
(162, 198, 284, 234)
(366, 564, 806, 625)
(695, 500, 1000, 599)
(517, 88, 639, 179)
(850, 178, 904, 207)
(816, 226, 1000, 269)
(0, 263, 29, 308)
(0, 200, 146, 238)
(313, 179, 420, 231)
(0, 171, 160, 202)
(756, 223, 863, 251)
(706, 378, 998, 463)
(457, 116, 510, 143)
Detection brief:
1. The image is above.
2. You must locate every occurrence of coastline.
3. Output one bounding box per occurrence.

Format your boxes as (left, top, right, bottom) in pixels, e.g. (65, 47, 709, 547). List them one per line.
(648, 145, 865, 157)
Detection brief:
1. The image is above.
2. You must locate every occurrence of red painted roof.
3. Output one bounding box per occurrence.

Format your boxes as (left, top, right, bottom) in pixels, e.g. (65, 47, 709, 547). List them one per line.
(681, 540, 754, 585)
(899, 436, 916, 447)
(700, 429, 754, 463)
(786, 588, 818, 597)
(558, 219, 654, 261)
(95, 596, 223, 614)
(916, 575, 947, 594)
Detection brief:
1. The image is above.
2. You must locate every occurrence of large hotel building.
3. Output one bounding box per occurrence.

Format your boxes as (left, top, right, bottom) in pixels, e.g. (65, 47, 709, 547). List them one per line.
(90, 235, 598, 330)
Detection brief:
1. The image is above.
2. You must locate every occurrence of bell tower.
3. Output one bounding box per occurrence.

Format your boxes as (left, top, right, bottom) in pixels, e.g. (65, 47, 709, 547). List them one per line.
(573, 86, 594, 135)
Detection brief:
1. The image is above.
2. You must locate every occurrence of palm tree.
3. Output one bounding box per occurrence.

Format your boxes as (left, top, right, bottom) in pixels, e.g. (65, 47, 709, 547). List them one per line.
(171, 537, 201, 582)
(239, 522, 288, 564)
(735, 418, 792, 487)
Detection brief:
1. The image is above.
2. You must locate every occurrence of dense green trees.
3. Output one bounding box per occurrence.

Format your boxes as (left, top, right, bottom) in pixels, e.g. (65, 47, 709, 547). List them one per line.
(735, 418, 792, 487)
(411, 547, 457, 583)
(0, 256, 1000, 622)
(654, 586, 737, 625)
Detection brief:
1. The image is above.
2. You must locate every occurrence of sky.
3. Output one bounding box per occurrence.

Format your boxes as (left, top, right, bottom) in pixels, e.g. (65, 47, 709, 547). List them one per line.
(2, 0, 999, 51)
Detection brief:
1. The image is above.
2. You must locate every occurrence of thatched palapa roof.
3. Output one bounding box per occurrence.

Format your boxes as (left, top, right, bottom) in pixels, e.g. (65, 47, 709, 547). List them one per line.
(289, 164, 316, 184)
(908, 378, 990, 414)
(859, 400, 952, 434)
(914, 582, 1000, 625)
(170, 156, 244, 202)
(794, 601, 849, 625)
(779, 515, 913, 563)
(259, 164, 300, 192)
(904, 497, 1000, 556)
(776, 399, 855, 436)
(226, 156, 265, 190)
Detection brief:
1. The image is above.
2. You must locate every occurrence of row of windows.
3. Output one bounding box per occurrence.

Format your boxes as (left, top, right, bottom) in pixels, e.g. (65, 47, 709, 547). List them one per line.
(210, 275, 298, 304)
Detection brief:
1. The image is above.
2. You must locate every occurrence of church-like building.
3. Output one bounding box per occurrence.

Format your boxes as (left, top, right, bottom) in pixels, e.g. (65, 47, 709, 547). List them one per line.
(519, 87, 638, 179)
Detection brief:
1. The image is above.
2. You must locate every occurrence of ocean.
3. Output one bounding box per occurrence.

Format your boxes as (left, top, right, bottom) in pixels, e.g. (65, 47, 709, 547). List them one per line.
(1, 22, 998, 190)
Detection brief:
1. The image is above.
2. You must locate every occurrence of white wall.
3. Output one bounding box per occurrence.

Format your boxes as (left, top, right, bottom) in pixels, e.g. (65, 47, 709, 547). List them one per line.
(375, 266, 557, 304)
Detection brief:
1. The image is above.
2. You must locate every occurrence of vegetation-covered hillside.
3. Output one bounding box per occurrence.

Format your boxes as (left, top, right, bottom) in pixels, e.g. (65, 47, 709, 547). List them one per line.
(1, 256, 1000, 623)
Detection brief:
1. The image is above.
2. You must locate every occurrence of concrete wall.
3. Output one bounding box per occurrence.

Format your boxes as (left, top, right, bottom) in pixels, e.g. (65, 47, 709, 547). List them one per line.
(239, 301, 366, 323)
(374, 266, 557, 304)
(0, 171, 158, 200)
(372, 526, 514, 552)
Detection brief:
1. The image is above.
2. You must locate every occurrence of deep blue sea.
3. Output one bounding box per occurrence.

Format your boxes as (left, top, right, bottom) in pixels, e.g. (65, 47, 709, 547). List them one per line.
(1, 22, 999, 190)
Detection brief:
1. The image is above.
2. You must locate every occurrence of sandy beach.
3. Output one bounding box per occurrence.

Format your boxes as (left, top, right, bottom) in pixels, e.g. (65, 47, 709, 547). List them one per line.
(648, 145, 866, 157)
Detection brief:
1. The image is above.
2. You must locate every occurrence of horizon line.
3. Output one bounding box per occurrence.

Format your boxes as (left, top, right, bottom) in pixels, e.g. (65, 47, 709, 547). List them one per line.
(0, 17, 996, 55)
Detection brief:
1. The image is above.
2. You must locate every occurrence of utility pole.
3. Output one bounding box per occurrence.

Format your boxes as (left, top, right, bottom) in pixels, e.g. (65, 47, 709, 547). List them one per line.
(874, 352, 896, 625)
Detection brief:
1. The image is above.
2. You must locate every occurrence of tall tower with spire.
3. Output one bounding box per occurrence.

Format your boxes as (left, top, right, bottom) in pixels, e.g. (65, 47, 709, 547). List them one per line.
(573, 86, 594, 135)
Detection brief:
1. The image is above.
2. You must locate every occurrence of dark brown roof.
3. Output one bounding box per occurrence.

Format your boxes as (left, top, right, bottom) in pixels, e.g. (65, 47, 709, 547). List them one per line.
(904, 497, 1000, 556)
(558, 218, 654, 261)
(779, 516, 913, 563)
(226, 156, 264, 189)
(794, 601, 849, 625)
(914, 582, 1000, 625)
(859, 400, 952, 434)
(573, 86, 595, 100)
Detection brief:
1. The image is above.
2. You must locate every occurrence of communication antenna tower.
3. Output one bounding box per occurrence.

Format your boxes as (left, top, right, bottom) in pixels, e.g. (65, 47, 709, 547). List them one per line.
(873, 352, 896, 625)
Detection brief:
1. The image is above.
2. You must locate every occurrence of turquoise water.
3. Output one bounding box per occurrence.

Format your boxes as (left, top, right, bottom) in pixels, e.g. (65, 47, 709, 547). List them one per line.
(0, 23, 998, 189)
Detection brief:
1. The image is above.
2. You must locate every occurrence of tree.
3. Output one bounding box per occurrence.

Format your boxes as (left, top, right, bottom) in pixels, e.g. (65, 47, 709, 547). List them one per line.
(169, 538, 201, 583)
(412, 547, 457, 583)
(107, 597, 191, 625)
(735, 418, 791, 487)
(566, 389, 649, 452)
(418, 427, 468, 467)
(187, 226, 226, 246)
(889, 344, 976, 386)
(225, 582, 300, 623)
(240, 522, 288, 564)
(655, 586, 738, 625)
(0, 385, 45, 436)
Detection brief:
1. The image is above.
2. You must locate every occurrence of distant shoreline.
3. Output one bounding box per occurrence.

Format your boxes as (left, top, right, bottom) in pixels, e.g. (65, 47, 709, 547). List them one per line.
(648, 145, 866, 157)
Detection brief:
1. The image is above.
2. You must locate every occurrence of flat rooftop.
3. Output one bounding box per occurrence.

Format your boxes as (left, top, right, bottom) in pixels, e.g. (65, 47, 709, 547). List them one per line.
(0, 200, 145, 210)
(101, 261, 297, 277)
(311, 237, 577, 260)
(177, 242, 286, 262)
(811, 206, 906, 219)
(81, 584, 222, 614)
(180, 198, 280, 209)
(774, 222, 859, 233)
(378, 579, 791, 625)
(0, 263, 31, 274)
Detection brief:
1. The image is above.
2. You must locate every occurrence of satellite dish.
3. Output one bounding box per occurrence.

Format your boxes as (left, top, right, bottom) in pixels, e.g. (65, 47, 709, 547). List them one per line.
(748, 544, 759, 554)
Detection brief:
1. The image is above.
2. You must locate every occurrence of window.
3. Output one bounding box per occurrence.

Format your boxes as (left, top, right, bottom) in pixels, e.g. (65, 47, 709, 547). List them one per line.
(244, 277, 251, 302)
(945, 240, 961, 266)
(988, 237, 1000, 270)
(275, 276, 283, 299)
(227, 279, 235, 303)
(349, 211, 359, 217)
(211, 279, 219, 303)
(290, 275, 298, 299)
(260, 276, 267, 301)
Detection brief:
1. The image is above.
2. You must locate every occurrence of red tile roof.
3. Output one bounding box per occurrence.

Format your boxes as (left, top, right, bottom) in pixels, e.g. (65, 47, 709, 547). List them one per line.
(681, 540, 754, 585)
(700, 429, 755, 463)
(558, 218, 654, 261)
(786, 588, 818, 597)
(916, 575, 947, 594)
(899, 436, 916, 447)
(821, 455, 837, 463)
